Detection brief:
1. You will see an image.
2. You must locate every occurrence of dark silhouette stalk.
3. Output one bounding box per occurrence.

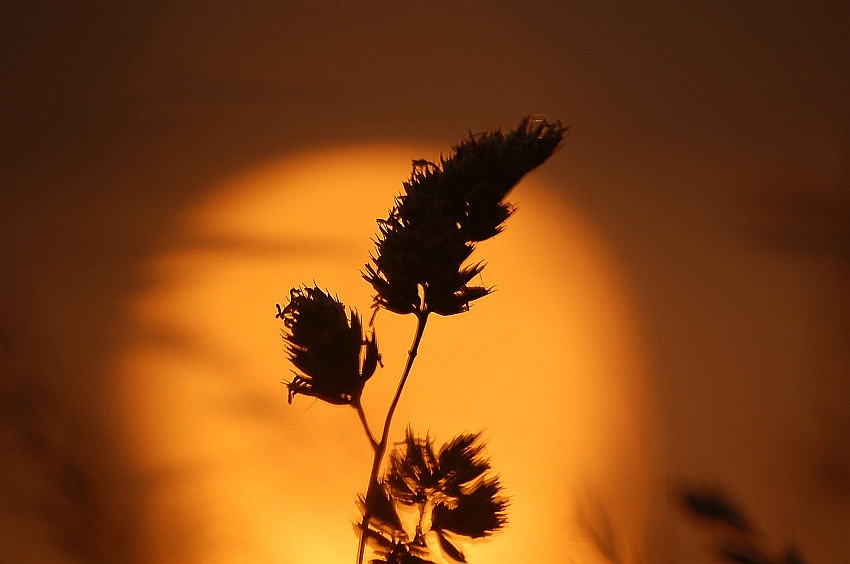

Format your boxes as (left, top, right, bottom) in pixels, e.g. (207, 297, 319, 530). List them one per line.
(357, 309, 429, 564)
(354, 399, 378, 450)
(278, 117, 567, 563)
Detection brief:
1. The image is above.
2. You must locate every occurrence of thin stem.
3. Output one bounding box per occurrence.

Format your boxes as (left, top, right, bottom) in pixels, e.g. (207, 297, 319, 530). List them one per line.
(354, 399, 379, 451)
(379, 310, 428, 447)
(415, 500, 427, 544)
(356, 310, 429, 564)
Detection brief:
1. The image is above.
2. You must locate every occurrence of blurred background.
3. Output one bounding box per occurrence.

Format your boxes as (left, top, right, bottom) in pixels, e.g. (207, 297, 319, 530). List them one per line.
(1, 2, 848, 563)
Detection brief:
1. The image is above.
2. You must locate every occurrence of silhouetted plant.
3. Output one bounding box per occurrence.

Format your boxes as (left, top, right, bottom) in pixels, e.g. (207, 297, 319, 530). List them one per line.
(276, 286, 379, 407)
(359, 430, 508, 564)
(276, 116, 566, 564)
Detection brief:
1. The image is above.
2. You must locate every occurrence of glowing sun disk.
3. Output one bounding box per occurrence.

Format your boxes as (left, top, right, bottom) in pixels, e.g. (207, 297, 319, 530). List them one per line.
(119, 145, 656, 564)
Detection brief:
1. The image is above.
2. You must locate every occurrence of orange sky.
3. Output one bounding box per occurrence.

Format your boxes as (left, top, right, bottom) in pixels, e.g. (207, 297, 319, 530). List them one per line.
(1, 3, 848, 563)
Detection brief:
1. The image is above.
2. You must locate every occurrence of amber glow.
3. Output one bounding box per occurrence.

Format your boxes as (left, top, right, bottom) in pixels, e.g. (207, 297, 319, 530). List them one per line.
(119, 146, 658, 563)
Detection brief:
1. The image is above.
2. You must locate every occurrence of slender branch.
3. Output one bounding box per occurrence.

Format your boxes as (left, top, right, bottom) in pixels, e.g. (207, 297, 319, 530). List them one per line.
(357, 310, 429, 564)
(380, 310, 428, 447)
(354, 399, 379, 451)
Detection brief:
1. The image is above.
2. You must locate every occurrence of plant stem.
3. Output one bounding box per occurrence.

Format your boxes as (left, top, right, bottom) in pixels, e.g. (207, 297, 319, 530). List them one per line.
(356, 310, 429, 564)
(354, 399, 379, 450)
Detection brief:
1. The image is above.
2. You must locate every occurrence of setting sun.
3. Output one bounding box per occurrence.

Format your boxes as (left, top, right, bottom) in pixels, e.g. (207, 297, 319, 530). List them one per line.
(118, 145, 657, 563)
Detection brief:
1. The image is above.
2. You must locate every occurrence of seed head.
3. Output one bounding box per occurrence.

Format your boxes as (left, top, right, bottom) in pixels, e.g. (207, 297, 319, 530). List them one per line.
(276, 285, 380, 406)
(364, 115, 567, 316)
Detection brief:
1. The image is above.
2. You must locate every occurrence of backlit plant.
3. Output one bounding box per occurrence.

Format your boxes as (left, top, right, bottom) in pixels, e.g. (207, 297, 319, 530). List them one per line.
(276, 116, 566, 564)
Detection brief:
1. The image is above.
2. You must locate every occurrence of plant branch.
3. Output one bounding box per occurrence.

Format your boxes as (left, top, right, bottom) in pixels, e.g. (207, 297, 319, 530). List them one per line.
(356, 309, 429, 564)
(380, 310, 429, 448)
(354, 399, 379, 450)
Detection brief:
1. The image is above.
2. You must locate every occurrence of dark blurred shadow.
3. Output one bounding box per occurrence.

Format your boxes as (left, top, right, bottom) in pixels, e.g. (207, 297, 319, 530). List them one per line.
(681, 485, 805, 564)
(0, 306, 144, 563)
